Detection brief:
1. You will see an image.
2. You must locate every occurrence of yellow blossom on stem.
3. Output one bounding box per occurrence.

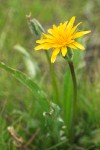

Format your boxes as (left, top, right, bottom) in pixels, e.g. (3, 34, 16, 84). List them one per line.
(34, 16, 91, 63)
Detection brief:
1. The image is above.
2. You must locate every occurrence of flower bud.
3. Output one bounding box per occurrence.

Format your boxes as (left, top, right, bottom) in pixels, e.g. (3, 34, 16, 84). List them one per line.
(26, 13, 45, 37)
(64, 48, 73, 61)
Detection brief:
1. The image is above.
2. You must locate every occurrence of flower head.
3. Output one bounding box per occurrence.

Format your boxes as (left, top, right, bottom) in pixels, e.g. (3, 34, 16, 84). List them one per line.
(34, 16, 91, 63)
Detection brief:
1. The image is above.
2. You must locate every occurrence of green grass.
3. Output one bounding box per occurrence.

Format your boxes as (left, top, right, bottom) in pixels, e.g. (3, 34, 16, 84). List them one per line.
(0, 0, 100, 149)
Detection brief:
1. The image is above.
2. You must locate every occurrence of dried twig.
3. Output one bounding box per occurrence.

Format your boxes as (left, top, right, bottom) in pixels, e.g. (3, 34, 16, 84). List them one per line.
(25, 128, 40, 148)
(8, 126, 40, 150)
(8, 126, 25, 148)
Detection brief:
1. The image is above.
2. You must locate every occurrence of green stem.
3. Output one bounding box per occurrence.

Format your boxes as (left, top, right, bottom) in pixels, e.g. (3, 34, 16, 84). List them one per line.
(45, 51, 60, 105)
(28, 18, 60, 104)
(68, 60, 77, 142)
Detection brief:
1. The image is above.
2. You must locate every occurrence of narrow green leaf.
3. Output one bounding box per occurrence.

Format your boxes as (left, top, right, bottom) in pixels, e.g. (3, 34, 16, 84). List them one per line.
(63, 68, 73, 135)
(0, 62, 50, 112)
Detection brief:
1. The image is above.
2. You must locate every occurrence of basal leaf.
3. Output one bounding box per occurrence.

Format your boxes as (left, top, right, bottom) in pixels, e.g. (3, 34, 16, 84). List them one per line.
(0, 62, 50, 112)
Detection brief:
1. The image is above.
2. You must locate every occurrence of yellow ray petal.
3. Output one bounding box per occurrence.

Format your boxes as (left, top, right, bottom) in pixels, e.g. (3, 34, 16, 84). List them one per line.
(59, 21, 68, 35)
(70, 22, 82, 35)
(68, 44, 77, 49)
(34, 43, 52, 50)
(48, 28, 58, 35)
(36, 39, 54, 44)
(61, 47, 67, 56)
(62, 21, 68, 29)
(73, 42, 85, 50)
(72, 30, 91, 39)
(51, 55, 56, 63)
(42, 33, 54, 40)
(60, 23, 63, 26)
(48, 29, 59, 39)
(67, 39, 75, 45)
(51, 48, 60, 63)
(59, 23, 63, 32)
(48, 29, 53, 34)
(53, 24, 58, 32)
(52, 48, 60, 56)
(65, 16, 76, 38)
(66, 16, 76, 31)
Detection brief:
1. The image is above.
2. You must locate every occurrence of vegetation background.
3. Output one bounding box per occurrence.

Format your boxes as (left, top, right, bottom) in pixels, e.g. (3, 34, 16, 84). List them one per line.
(0, 0, 100, 149)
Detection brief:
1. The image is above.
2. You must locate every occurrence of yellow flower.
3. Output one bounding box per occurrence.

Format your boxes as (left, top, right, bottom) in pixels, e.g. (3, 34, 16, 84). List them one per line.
(34, 16, 91, 63)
